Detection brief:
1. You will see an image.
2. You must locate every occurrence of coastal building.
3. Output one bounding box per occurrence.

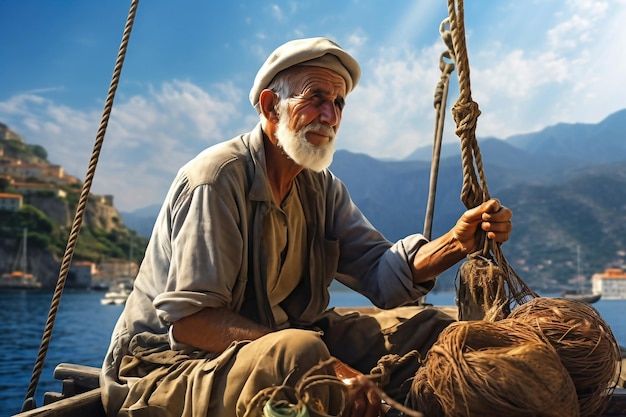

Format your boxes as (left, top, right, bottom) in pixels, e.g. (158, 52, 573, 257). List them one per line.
(11, 181, 67, 198)
(592, 268, 626, 299)
(96, 259, 138, 281)
(0, 192, 22, 211)
(69, 261, 96, 288)
(0, 160, 44, 179)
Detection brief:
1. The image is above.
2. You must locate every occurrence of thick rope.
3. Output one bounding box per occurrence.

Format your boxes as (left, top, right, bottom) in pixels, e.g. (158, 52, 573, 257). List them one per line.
(21, 0, 140, 410)
(446, 0, 537, 320)
(423, 18, 456, 241)
(447, 0, 487, 214)
(244, 356, 425, 417)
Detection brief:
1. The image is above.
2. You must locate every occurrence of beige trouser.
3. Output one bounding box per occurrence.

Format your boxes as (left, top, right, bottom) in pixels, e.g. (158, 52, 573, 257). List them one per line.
(117, 307, 455, 417)
(209, 307, 455, 417)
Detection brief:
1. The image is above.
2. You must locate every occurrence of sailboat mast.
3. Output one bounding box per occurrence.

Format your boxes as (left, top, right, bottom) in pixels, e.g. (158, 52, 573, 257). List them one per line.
(577, 245, 580, 278)
(21, 228, 28, 274)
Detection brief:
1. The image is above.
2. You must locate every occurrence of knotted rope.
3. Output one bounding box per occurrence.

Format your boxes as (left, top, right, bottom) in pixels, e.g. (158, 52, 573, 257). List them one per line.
(244, 356, 425, 417)
(20, 0, 140, 411)
(405, 3, 621, 416)
(447, 0, 537, 321)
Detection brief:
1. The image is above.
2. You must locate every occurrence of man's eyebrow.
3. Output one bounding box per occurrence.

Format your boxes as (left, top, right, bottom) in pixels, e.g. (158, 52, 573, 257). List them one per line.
(309, 87, 331, 96)
(309, 87, 345, 101)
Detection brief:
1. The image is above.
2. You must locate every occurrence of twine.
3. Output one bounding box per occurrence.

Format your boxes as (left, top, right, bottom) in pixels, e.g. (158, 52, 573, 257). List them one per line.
(509, 297, 621, 417)
(409, 320, 581, 417)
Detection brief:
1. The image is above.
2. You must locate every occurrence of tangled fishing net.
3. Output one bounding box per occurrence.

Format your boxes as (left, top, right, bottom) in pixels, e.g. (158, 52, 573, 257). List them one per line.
(407, 298, 621, 417)
(455, 251, 537, 321)
(408, 319, 581, 417)
(509, 297, 621, 417)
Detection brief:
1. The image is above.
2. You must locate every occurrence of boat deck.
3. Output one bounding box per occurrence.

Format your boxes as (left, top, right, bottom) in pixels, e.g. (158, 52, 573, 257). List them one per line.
(12, 305, 626, 416)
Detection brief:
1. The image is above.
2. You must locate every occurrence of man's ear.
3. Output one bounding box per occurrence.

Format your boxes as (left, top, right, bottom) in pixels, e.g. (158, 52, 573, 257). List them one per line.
(259, 89, 279, 123)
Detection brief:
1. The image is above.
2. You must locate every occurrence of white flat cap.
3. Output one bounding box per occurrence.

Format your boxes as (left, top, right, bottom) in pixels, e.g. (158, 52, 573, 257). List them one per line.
(249, 37, 361, 112)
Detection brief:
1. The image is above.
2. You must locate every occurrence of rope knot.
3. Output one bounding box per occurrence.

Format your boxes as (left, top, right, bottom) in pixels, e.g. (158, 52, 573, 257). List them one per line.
(370, 350, 422, 387)
(451, 99, 481, 137)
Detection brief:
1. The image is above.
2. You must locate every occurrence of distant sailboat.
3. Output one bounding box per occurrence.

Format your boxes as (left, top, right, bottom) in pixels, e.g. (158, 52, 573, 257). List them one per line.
(561, 245, 601, 303)
(0, 228, 42, 289)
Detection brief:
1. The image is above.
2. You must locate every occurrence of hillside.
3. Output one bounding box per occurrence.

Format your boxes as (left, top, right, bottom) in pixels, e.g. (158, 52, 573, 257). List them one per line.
(0, 126, 148, 287)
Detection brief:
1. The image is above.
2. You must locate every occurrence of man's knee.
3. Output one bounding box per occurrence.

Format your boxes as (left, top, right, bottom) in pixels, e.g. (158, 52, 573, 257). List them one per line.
(265, 329, 329, 359)
(260, 329, 331, 379)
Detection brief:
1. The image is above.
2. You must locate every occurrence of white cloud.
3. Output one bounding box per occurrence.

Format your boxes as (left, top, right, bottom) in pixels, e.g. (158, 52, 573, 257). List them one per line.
(269, 4, 285, 21)
(0, 80, 246, 211)
(339, 43, 443, 158)
(3, 0, 626, 211)
(444, 0, 626, 138)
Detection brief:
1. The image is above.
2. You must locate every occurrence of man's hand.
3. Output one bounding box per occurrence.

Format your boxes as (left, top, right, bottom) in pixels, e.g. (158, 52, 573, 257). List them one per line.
(452, 198, 512, 253)
(410, 198, 513, 283)
(333, 361, 380, 417)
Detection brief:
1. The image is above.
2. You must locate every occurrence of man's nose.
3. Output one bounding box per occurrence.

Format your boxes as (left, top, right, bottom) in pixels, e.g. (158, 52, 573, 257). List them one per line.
(318, 99, 339, 126)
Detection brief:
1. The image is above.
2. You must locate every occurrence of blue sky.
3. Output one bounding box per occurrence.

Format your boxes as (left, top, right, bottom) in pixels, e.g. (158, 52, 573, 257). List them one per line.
(1, 0, 625, 212)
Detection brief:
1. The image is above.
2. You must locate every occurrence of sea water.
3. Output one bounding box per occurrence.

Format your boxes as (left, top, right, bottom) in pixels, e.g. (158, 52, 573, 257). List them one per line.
(0, 289, 624, 416)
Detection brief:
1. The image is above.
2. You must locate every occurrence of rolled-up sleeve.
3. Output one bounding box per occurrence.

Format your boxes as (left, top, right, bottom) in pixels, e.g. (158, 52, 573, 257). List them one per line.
(153, 170, 248, 324)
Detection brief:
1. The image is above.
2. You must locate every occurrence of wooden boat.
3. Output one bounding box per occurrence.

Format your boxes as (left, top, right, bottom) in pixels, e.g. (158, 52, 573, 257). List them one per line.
(562, 289, 602, 304)
(11, 306, 626, 416)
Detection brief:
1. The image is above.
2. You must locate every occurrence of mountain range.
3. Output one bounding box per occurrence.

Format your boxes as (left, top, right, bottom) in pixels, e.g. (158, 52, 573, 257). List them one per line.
(121, 108, 626, 293)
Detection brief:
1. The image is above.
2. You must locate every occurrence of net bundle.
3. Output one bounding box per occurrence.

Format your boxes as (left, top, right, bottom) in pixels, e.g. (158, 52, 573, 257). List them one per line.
(509, 297, 621, 417)
(455, 251, 537, 321)
(408, 319, 581, 417)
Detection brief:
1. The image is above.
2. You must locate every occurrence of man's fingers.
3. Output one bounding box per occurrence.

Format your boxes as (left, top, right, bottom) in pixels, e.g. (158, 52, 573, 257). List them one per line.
(345, 376, 381, 417)
(463, 199, 501, 223)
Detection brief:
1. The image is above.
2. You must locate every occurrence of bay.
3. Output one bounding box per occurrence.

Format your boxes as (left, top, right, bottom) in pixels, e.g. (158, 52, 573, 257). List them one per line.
(1, 289, 624, 416)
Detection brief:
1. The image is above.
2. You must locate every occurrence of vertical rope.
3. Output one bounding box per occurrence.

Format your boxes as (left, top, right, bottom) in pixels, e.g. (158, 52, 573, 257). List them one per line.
(423, 18, 456, 241)
(447, 0, 489, 214)
(21, 0, 140, 410)
(446, 0, 537, 320)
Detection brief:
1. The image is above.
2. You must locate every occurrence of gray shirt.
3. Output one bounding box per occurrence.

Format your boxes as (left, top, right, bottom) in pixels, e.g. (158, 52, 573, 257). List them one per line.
(101, 122, 433, 412)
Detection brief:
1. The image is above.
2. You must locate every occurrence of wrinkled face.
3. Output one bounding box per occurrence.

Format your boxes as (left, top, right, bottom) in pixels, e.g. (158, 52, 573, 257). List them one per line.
(274, 66, 347, 172)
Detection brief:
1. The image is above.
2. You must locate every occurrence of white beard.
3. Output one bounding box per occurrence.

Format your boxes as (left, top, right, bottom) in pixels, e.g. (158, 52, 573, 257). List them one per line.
(275, 108, 336, 172)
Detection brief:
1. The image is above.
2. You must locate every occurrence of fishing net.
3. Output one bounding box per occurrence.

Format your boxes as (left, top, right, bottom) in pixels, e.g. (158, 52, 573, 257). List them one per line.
(508, 297, 621, 417)
(455, 251, 537, 321)
(407, 319, 581, 417)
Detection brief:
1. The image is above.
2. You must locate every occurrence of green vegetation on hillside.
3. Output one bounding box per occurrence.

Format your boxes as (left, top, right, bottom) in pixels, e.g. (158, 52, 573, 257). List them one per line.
(0, 205, 55, 249)
(1, 137, 48, 162)
(0, 204, 148, 265)
(1, 134, 149, 265)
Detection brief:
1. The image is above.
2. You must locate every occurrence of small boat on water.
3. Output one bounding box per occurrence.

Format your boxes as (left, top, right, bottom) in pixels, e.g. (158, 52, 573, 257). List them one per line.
(562, 289, 602, 304)
(0, 228, 41, 290)
(561, 245, 600, 303)
(0, 270, 42, 290)
(100, 279, 133, 305)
